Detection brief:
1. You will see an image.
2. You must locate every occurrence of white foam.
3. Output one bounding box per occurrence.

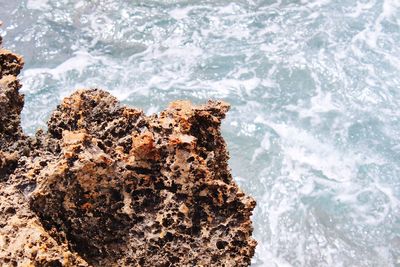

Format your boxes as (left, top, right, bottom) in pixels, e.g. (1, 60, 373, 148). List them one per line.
(251, 132, 271, 164)
(267, 122, 357, 181)
(346, 1, 375, 18)
(26, 0, 50, 10)
(254, 241, 293, 267)
(286, 90, 339, 123)
(169, 6, 194, 20)
(22, 50, 98, 83)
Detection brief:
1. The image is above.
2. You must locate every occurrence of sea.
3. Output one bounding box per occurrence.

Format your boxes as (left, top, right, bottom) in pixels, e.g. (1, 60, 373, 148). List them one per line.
(0, 0, 399, 266)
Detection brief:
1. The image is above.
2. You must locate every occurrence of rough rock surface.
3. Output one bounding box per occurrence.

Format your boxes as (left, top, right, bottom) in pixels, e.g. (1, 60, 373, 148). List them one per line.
(0, 34, 89, 266)
(0, 34, 25, 177)
(0, 34, 256, 266)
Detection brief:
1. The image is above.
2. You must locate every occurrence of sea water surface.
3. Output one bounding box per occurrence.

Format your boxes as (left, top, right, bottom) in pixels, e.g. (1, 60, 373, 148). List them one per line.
(1, 0, 400, 266)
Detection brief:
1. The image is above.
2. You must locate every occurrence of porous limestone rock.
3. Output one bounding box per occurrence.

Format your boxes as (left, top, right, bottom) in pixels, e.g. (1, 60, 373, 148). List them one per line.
(0, 33, 89, 267)
(0, 33, 256, 266)
(0, 34, 25, 178)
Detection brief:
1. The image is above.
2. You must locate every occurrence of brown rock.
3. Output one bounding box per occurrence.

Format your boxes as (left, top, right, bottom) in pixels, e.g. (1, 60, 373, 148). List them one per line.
(0, 33, 89, 266)
(0, 33, 256, 266)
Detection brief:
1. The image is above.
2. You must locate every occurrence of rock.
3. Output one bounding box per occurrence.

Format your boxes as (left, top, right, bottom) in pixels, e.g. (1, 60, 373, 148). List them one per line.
(0, 34, 25, 178)
(0, 33, 256, 266)
(0, 33, 89, 266)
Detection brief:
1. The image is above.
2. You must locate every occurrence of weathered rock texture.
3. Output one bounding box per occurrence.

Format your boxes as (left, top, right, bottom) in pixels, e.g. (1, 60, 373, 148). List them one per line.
(0, 34, 256, 266)
(0, 34, 25, 177)
(0, 34, 89, 266)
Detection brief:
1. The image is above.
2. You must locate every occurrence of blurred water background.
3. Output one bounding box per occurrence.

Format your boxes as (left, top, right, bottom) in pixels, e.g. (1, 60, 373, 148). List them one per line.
(1, 0, 400, 266)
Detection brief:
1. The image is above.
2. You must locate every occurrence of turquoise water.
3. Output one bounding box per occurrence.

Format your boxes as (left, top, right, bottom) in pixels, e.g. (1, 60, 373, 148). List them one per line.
(1, 0, 400, 266)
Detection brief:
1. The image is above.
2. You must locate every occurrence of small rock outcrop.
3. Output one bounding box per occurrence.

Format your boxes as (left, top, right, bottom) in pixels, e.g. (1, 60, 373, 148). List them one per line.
(0, 34, 256, 266)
